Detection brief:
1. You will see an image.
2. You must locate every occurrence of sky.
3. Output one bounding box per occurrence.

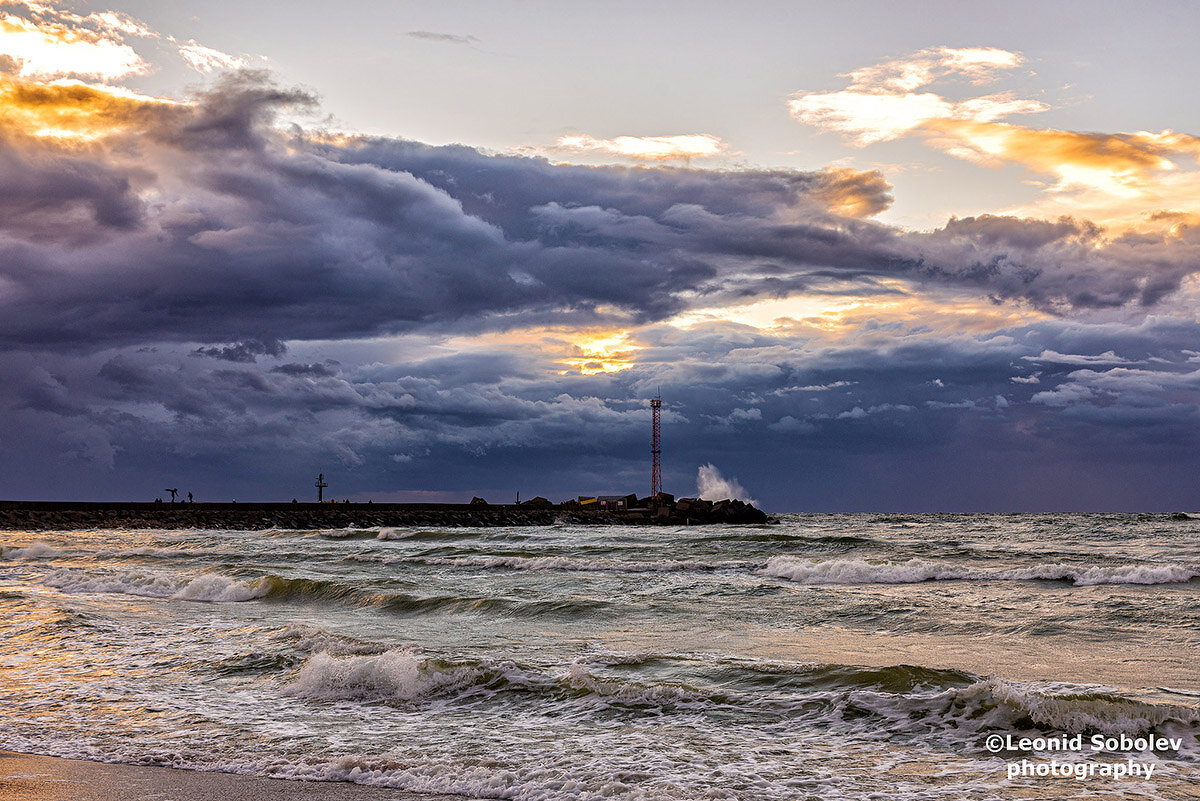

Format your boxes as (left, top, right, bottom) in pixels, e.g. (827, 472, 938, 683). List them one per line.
(2, 1, 1200, 511)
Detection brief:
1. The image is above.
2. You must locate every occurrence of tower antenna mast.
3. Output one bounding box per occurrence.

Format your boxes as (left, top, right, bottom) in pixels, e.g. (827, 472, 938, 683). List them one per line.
(650, 395, 662, 500)
(315, 473, 327, 503)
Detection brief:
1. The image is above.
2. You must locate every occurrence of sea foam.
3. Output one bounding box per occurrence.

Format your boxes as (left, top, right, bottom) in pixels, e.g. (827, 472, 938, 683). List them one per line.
(404, 555, 752, 573)
(760, 556, 1199, 586)
(44, 568, 270, 602)
(282, 649, 501, 704)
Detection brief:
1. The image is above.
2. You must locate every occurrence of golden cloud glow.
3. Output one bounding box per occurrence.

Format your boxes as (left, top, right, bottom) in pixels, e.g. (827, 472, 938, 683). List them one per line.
(556, 133, 727, 162)
(926, 121, 1181, 190)
(923, 120, 1200, 229)
(670, 283, 1048, 339)
(792, 46, 1200, 229)
(0, 76, 177, 141)
(809, 166, 894, 218)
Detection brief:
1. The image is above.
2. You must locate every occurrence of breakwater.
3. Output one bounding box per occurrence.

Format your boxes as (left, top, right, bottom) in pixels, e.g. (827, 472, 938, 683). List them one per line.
(0, 498, 770, 530)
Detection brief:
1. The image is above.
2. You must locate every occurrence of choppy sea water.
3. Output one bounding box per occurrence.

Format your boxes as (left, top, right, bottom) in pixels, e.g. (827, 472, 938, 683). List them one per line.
(2, 514, 1199, 800)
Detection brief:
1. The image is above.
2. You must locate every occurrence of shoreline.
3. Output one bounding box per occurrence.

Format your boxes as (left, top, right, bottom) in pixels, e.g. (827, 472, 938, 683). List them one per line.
(0, 499, 770, 530)
(0, 750, 478, 801)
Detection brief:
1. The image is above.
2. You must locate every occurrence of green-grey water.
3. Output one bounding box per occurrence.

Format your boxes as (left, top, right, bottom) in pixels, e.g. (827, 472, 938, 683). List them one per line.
(1, 514, 1198, 799)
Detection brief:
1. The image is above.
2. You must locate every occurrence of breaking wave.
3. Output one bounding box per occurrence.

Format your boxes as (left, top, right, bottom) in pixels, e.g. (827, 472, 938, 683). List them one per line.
(376, 527, 416, 540)
(0, 541, 63, 560)
(760, 556, 1199, 586)
(276, 649, 1200, 757)
(319, 527, 414, 540)
(44, 568, 271, 602)
(38, 569, 607, 620)
(283, 649, 519, 705)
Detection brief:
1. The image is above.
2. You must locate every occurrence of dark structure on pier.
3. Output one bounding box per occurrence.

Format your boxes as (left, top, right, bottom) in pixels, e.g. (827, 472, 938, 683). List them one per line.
(650, 395, 662, 500)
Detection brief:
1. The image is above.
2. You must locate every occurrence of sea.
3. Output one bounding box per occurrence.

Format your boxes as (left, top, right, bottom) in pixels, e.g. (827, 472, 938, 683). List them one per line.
(1, 513, 1199, 800)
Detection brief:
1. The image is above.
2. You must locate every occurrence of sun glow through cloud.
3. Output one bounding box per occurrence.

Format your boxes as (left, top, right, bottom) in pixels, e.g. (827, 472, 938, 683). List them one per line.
(0, 2, 252, 86)
(0, 11, 146, 79)
(436, 327, 644, 376)
(561, 331, 642, 374)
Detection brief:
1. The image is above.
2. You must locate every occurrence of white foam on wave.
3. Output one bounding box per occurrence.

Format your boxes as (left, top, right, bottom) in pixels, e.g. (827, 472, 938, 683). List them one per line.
(760, 557, 964, 584)
(172, 574, 271, 602)
(376, 528, 415, 540)
(771, 674, 1200, 759)
(282, 649, 496, 704)
(1056, 564, 1198, 586)
(1, 541, 63, 560)
(317, 528, 358, 539)
(408, 555, 752, 573)
(760, 556, 1200, 586)
(317, 526, 417, 541)
(43, 568, 270, 602)
(963, 678, 1200, 754)
(44, 567, 177, 597)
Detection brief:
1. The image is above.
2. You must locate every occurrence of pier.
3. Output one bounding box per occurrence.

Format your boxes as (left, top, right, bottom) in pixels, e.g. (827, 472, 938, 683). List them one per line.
(0, 498, 770, 530)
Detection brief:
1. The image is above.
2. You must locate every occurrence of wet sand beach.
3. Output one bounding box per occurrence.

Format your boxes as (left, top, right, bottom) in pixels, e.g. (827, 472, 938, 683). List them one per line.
(0, 751, 476, 801)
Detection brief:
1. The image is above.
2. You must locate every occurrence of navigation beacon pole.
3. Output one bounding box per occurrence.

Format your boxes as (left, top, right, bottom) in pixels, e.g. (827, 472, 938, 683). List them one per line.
(650, 395, 662, 502)
(315, 473, 327, 503)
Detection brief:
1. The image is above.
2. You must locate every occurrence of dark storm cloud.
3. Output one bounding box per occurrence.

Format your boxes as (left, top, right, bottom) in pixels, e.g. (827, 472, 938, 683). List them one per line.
(3, 71, 1200, 358)
(0, 145, 142, 234)
(9, 310, 1200, 509)
(910, 215, 1200, 309)
(271, 362, 337, 377)
(323, 139, 1200, 313)
(193, 338, 287, 363)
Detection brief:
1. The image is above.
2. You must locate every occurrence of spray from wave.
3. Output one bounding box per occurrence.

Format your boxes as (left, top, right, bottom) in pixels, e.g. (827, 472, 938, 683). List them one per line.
(43, 568, 271, 602)
(696, 463, 757, 506)
(1, 542, 62, 560)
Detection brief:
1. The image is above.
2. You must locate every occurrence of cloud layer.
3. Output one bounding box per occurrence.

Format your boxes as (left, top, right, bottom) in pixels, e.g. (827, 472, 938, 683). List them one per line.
(2, 11, 1199, 510)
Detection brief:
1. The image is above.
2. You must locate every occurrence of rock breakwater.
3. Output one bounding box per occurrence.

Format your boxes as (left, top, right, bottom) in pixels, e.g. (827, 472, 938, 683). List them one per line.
(0, 498, 771, 530)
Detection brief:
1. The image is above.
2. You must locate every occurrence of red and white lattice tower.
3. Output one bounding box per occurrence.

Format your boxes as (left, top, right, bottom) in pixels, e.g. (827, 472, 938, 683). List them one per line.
(650, 396, 662, 499)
